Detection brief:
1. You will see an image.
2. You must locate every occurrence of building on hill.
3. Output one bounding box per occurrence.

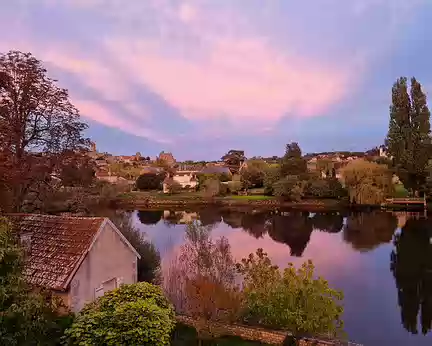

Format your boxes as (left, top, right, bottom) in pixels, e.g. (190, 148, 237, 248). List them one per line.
(158, 151, 176, 166)
(221, 150, 246, 174)
(8, 214, 140, 313)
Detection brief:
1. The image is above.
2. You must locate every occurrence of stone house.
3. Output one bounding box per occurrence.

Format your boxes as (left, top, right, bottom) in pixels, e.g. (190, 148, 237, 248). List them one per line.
(9, 214, 140, 313)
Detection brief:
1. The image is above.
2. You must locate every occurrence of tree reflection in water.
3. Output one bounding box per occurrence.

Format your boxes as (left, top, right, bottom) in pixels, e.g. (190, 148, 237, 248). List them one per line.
(390, 219, 432, 335)
(240, 212, 269, 239)
(343, 212, 397, 252)
(311, 212, 343, 233)
(266, 212, 313, 257)
(137, 210, 163, 225)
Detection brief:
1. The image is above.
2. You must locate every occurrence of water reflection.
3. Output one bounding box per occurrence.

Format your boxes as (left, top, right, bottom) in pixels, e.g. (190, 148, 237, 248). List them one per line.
(133, 207, 432, 345)
(391, 218, 432, 335)
(343, 212, 398, 252)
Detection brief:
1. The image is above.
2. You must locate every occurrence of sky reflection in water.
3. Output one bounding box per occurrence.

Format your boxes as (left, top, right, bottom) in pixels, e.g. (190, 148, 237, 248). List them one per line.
(131, 209, 432, 346)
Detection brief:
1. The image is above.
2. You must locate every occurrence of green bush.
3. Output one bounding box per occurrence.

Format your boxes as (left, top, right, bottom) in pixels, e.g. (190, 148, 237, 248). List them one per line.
(263, 166, 281, 195)
(305, 178, 347, 199)
(237, 249, 344, 339)
(136, 173, 164, 191)
(272, 176, 304, 201)
(227, 180, 243, 194)
(64, 282, 175, 345)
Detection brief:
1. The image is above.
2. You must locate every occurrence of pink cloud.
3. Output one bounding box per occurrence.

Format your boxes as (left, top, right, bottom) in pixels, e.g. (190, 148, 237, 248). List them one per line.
(106, 37, 352, 124)
(73, 100, 171, 143)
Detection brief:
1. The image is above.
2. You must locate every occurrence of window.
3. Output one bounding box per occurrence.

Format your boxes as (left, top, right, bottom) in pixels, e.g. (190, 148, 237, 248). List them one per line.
(94, 278, 118, 299)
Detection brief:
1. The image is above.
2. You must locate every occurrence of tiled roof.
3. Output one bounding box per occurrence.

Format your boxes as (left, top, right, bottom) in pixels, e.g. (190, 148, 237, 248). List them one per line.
(8, 214, 106, 291)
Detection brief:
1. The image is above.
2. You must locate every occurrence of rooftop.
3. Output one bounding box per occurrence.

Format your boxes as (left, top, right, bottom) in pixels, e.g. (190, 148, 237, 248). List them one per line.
(8, 214, 106, 291)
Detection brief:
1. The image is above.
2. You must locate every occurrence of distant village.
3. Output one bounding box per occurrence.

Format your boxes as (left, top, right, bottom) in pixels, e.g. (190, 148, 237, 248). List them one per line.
(89, 141, 392, 191)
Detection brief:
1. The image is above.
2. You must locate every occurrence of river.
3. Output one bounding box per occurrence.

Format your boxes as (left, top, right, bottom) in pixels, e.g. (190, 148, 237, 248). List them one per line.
(130, 208, 432, 346)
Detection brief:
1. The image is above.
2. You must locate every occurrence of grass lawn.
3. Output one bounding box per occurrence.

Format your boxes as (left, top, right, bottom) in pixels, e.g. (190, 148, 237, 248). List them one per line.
(393, 184, 409, 198)
(227, 195, 275, 201)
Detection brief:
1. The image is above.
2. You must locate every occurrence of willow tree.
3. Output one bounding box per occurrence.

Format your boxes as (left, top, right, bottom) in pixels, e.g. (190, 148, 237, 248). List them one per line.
(341, 159, 393, 205)
(386, 77, 431, 192)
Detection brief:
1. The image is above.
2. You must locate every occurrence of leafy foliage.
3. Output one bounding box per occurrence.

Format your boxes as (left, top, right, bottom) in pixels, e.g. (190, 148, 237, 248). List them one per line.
(0, 51, 89, 211)
(386, 77, 431, 191)
(263, 166, 281, 195)
(201, 178, 221, 197)
(0, 218, 72, 345)
(236, 249, 344, 338)
(341, 159, 393, 205)
(136, 173, 164, 191)
(64, 282, 175, 345)
(104, 211, 161, 283)
(280, 143, 307, 177)
(240, 160, 268, 189)
(305, 178, 347, 199)
(273, 176, 304, 201)
(164, 222, 242, 337)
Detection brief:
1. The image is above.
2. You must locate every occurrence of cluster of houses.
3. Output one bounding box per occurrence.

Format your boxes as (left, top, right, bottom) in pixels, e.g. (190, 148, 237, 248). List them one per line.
(89, 141, 392, 191)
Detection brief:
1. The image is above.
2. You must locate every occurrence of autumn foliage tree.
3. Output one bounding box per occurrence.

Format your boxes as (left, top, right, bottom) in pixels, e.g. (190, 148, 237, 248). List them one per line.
(0, 51, 89, 211)
(164, 222, 242, 338)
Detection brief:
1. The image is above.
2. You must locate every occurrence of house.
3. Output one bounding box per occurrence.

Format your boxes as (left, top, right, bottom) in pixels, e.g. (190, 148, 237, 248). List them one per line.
(200, 165, 232, 176)
(173, 170, 198, 189)
(9, 214, 140, 313)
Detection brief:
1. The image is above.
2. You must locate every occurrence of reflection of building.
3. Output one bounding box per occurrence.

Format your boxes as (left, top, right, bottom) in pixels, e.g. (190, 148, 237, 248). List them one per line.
(162, 210, 198, 224)
(9, 214, 140, 313)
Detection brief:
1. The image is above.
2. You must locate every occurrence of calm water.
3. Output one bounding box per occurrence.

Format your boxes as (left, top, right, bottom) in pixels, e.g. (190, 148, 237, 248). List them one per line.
(131, 208, 432, 346)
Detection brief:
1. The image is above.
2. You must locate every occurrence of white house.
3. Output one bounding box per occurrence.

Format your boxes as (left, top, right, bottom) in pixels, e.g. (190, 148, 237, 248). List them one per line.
(172, 170, 198, 189)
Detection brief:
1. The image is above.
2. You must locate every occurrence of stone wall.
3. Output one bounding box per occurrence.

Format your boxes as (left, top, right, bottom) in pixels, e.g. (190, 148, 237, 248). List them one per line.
(175, 316, 362, 346)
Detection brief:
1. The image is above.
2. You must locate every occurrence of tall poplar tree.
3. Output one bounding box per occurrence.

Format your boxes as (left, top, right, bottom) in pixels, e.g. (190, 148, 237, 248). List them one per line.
(386, 77, 431, 191)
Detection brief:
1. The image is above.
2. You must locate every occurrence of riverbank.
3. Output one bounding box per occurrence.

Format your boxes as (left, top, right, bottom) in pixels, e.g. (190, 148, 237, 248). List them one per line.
(114, 192, 353, 212)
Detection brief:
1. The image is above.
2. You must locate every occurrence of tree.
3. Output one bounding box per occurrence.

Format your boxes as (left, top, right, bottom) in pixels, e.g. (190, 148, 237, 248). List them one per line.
(237, 249, 344, 341)
(164, 223, 242, 339)
(273, 175, 305, 201)
(0, 51, 90, 211)
(136, 173, 164, 190)
(59, 153, 95, 187)
(280, 142, 307, 177)
(64, 282, 176, 345)
(267, 212, 313, 256)
(166, 179, 183, 194)
(390, 219, 432, 335)
(107, 211, 161, 283)
(386, 77, 431, 192)
(341, 159, 393, 205)
(240, 160, 268, 189)
(263, 165, 281, 195)
(137, 210, 163, 225)
(0, 218, 71, 345)
(343, 212, 397, 252)
(201, 178, 221, 197)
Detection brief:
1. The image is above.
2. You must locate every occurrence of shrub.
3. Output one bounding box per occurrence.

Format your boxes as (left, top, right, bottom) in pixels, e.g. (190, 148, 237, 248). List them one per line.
(0, 218, 72, 346)
(305, 179, 331, 198)
(227, 180, 243, 194)
(136, 173, 164, 191)
(64, 282, 175, 346)
(263, 166, 281, 195)
(273, 175, 304, 201)
(166, 180, 182, 194)
(202, 178, 221, 197)
(237, 249, 344, 339)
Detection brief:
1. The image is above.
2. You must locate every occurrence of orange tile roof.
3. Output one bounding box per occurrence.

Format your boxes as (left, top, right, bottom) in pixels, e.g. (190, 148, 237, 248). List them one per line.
(8, 214, 106, 291)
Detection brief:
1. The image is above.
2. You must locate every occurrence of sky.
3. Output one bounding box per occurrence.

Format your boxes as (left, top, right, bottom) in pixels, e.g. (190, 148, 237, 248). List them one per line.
(1, 0, 432, 160)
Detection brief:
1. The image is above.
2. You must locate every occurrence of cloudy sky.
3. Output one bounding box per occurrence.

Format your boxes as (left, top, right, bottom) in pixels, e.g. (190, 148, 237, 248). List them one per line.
(1, 0, 432, 160)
